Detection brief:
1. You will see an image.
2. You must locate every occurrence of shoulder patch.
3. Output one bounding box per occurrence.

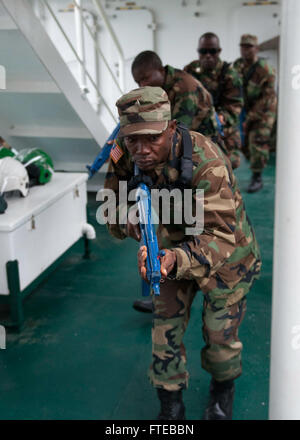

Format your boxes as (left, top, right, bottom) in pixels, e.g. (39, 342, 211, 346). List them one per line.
(110, 142, 124, 164)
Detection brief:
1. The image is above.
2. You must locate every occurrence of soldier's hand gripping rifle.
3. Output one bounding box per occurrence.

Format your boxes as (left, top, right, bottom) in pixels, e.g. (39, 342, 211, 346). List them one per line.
(136, 180, 164, 297)
(86, 123, 120, 178)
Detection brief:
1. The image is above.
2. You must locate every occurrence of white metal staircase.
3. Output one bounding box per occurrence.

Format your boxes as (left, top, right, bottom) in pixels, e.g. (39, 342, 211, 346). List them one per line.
(0, 0, 129, 190)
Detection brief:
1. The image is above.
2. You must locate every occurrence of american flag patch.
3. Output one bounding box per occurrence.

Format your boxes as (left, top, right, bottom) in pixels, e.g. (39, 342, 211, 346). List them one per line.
(110, 142, 124, 164)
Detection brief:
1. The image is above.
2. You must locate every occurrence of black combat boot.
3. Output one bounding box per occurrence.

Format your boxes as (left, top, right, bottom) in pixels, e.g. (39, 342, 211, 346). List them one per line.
(203, 379, 235, 420)
(132, 298, 153, 313)
(247, 172, 263, 193)
(157, 389, 186, 420)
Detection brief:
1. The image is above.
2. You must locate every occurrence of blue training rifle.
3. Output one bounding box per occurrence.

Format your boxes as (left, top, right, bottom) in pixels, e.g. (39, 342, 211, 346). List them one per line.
(215, 112, 224, 137)
(86, 123, 120, 178)
(239, 107, 246, 147)
(136, 177, 164, 296)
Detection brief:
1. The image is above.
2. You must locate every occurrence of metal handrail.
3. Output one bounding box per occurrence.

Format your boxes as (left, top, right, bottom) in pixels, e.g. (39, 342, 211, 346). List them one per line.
(73, 0, 123, 94)
(92, 0, 124, 59)
(92, 0, 125, 91)
(74, 0, 86, 90)
(42, 0, 118, 123)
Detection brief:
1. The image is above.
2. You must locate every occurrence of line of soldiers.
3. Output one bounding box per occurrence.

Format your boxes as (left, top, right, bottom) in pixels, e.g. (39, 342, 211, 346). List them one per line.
(131, 33, 276, 310)
(131, 32, 277, 192)
(102, 32, 276, 421)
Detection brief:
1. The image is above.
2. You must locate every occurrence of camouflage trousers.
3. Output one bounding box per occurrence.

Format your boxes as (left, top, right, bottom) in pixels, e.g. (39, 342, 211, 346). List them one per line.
(148, 278, 248, 391)
(244, 124, 273, 173)
(223, 128, 242, 170)
(211, 135, 240, 171)
(227, 149, 241, 170)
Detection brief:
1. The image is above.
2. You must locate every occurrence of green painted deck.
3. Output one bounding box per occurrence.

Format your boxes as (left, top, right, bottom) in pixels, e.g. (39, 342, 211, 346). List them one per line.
(0, 154, 275, 420)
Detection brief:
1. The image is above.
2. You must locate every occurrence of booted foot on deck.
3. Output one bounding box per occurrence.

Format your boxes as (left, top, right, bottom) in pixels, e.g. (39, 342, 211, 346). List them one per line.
(157, 389, 185, 420)
(247, 173, 263, 193)
(132, 298, 153, 313)
(203, 379, 235, 420)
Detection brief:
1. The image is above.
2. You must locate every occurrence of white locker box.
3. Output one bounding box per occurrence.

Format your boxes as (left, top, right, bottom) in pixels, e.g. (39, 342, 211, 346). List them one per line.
(0, 172, 95, 328)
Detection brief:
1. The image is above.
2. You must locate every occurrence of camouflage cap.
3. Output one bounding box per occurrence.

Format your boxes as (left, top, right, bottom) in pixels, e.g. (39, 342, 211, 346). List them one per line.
(115, 86, 171, 137)
(240, 34, 258, 46)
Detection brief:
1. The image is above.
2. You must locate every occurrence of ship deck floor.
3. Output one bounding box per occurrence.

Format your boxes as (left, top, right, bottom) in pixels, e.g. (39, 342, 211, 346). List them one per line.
(0, 154, 275, 420)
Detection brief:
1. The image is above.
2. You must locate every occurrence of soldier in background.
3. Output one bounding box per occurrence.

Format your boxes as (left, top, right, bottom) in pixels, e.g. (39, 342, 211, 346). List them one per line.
(131, 50, 226, 314)
(131, 50, 219, 140)
(104, 86, 261, 420)
(234, 34, 277, 193)
(184, 32, 243, 170)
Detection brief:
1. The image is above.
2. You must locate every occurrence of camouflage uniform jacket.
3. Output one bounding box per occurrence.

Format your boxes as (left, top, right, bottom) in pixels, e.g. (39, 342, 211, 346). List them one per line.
(184, 58, 243, 151)
(233, 57, 277, 129)
(104, 128, 261, 307)
(163, 65, 218, 138)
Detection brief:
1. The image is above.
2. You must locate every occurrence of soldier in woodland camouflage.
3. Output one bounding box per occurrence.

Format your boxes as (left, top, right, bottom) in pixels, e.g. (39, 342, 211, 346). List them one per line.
(103, 86, 261, 420)
(131, 50, 225, 314)
(131, 50, 219, 139)
(184, 32, 243, 169)
(234, 34, 277, 193)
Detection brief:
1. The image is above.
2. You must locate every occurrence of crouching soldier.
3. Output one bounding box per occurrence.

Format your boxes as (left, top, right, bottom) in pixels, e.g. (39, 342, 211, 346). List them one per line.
(103, 86, 261, 420)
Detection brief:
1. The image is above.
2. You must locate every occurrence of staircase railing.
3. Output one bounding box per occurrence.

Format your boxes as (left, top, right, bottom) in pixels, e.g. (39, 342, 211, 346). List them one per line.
(33, 0, 126, 125)
(92, 0, 125, 92)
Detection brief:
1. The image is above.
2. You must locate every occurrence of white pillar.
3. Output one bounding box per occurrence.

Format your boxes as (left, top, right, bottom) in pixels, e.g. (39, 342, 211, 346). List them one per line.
(269, 0, 300, 420)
